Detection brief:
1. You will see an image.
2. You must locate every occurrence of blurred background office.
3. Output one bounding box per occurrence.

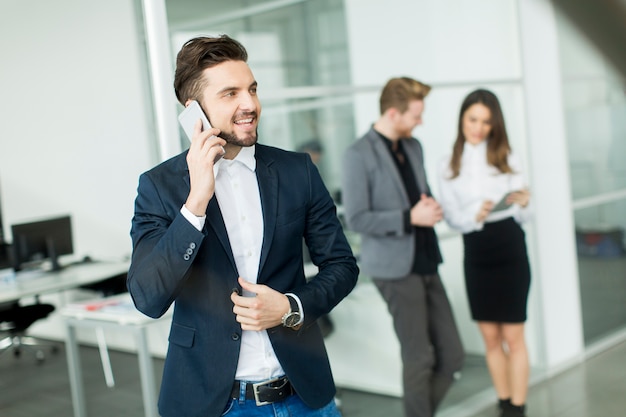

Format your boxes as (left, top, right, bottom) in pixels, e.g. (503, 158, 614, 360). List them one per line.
(0, 0, 624, 415)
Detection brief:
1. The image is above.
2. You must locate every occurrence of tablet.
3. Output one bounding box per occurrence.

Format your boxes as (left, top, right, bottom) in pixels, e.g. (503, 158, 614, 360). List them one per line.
(491, 193, 512, 212)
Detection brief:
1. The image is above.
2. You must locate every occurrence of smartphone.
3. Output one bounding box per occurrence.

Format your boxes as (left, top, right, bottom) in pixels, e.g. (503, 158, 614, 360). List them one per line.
(178, 100, 211, 142)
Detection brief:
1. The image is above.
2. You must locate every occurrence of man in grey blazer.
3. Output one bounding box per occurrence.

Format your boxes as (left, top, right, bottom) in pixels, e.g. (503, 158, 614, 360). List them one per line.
(341, 77, 464, 417)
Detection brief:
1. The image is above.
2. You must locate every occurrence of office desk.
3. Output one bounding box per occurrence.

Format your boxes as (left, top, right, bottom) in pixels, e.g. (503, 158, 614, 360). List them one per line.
(0, 260, 130, 303)
(62, 294, 171, 417)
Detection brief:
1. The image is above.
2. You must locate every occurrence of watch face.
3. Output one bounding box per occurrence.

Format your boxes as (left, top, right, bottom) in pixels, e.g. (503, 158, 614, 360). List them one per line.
(284, 312, 301, 327)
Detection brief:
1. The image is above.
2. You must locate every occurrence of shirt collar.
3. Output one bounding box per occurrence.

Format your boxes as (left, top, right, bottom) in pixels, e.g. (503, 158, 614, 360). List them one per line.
(463, 139, 487, 154)
(214, 145, 257, 176)
(234, 145, 257, 171)
(374, 129, 407, 152)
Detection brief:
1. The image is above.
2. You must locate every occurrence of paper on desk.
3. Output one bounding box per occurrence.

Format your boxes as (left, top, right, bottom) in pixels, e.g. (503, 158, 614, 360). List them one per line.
(66, 294, 136, 314)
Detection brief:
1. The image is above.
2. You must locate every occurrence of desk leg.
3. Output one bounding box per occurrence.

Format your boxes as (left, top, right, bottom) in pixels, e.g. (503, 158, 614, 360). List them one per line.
(95, 326, 115, 387)
(135, 327, 158, 417)
(65, 320, 87, 417)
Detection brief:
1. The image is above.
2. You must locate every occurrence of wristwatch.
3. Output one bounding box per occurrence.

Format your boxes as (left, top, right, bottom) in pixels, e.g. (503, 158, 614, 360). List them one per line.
(281, 295, 301, 328)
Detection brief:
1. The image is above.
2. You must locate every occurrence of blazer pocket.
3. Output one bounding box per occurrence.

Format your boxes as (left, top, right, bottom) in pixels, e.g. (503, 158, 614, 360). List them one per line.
(168, 322, 196, 348)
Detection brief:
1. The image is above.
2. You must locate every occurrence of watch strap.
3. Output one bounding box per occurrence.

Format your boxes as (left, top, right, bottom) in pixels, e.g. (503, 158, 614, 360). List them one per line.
(286, 294, 299, 314)
(281, 294, 302, 328)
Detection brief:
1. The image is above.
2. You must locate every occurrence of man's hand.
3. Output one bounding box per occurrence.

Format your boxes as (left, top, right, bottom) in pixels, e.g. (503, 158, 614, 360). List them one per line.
(185, 119, 226, 216)
(410, 193, 443, 227)
(230, 277, 290, 331)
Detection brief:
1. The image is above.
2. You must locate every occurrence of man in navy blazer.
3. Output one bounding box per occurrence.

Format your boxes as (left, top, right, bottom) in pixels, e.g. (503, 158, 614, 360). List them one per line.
(128, 35, 358, 417)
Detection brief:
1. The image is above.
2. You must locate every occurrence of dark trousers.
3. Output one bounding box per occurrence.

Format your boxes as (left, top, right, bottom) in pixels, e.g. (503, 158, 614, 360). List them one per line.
(374, 273, 464, 417)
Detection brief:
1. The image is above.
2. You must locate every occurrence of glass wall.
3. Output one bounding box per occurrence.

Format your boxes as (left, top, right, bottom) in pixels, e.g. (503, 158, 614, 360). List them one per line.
(165, 0, 353, 194)
(556, 13, 626, 345)
(575, 202, 626, 344)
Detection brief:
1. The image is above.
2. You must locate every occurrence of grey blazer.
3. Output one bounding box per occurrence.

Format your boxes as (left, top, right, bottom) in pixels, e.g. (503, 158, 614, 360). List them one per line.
(341, 127, 436, 279)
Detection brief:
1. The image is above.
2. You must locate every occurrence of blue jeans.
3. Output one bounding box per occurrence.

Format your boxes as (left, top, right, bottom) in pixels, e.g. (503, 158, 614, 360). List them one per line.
(222, 386, 341, 417)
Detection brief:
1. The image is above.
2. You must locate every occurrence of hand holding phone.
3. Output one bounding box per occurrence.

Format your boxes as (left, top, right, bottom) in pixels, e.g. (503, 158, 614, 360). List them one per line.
(178, 100, 212, 142)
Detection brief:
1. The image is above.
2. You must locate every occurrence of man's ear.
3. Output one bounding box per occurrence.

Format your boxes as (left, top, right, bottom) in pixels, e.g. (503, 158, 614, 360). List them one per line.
(386, 107, 400, 120)
(184, 99, 193, 108)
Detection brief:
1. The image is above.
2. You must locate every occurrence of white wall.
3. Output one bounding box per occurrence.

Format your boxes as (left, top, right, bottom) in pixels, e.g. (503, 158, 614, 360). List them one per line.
(344, 0, 521, 88)
(0, 0, 157, 262)
(0, 0, 170, 359)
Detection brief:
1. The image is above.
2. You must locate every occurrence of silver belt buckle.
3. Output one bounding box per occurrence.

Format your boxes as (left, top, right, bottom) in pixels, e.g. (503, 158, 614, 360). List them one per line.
(252, 377, 283, 406)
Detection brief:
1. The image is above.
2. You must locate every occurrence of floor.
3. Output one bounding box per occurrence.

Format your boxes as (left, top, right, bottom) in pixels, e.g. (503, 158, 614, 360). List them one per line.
(1, 337, 625, 417)
(462, 339, 626, 417)
(2, 253, 625, 417)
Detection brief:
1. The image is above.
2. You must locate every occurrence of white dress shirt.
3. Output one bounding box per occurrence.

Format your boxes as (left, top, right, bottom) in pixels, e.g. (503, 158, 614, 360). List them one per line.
(437, 140, 531, 234)
(181, 145, 285, 381)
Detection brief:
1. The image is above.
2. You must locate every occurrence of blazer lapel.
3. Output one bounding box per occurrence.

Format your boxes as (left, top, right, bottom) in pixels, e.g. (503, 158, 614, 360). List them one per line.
(182, 162, 237, 271)
(366, 130, 409, 203)
(205, 198, 238, 269)
(254, 149, 277, 283)
(403, 140, 429, 195)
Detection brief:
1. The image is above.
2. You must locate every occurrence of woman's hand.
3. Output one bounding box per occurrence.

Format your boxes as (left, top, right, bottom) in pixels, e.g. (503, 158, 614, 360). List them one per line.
(508, 188, 530, 208)
(475, 200, 494, 223)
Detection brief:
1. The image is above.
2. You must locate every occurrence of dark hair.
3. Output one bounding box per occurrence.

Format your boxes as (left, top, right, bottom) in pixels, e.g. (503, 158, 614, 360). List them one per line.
(173, 35, 248, 105)
(379, 77, 431, 115)
(449, 88, 513, 178)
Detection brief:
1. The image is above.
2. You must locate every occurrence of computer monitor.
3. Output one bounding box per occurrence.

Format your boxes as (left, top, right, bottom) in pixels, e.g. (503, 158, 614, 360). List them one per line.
(0, 243, 11, 270)
(11, 215, 74, 272)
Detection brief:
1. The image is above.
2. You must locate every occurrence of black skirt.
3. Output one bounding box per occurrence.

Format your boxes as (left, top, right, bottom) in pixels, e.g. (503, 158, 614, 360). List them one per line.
(463, 217, 531, 323)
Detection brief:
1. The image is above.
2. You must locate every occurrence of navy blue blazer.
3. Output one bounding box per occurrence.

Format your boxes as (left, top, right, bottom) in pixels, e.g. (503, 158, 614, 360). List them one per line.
(128, 144, 358, 417)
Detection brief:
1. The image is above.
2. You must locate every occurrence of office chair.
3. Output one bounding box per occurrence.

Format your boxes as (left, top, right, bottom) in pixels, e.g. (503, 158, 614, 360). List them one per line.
(78, 271, 128, 297)
(0, 298, 57, 362)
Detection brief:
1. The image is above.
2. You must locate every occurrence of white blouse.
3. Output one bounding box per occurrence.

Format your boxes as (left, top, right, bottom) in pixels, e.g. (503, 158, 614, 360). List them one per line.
(437, 140, 532, 234)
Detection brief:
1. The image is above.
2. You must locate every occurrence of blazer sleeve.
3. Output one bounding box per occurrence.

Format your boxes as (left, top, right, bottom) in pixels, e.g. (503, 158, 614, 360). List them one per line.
(287, 154, 359, 325)
(127, 170, 206, 318)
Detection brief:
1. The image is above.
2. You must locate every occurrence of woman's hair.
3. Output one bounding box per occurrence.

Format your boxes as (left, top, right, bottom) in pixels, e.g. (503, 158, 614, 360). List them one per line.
(379, 77, 431, 115)
(449, 88, 513, 178)
(173, 34, 248, 105)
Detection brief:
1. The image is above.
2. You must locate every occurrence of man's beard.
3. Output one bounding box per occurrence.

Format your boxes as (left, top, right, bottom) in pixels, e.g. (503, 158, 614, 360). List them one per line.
(220, 129, 258, 147)
(397, 126, 413, 138)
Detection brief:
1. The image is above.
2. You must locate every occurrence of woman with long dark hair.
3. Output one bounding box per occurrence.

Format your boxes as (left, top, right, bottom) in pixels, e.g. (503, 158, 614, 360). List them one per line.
(438, 89, 532, 417)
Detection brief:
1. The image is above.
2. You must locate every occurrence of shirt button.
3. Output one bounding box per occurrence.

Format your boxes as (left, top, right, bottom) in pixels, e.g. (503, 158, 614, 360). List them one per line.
(189, 242, 196, 249)
(186, 248, 193, 255)
(183, 254, 190, 261)
(231, 333, 240, 341)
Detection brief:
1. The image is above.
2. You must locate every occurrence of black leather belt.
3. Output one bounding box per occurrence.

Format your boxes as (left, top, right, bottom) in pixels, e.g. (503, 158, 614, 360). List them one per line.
(231, 376, 294, 406)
